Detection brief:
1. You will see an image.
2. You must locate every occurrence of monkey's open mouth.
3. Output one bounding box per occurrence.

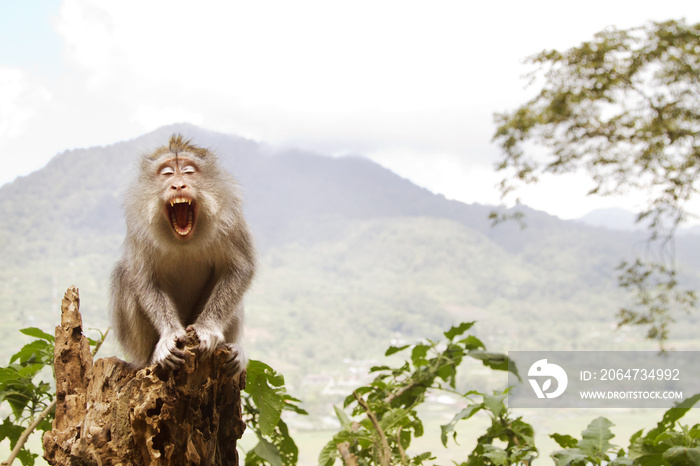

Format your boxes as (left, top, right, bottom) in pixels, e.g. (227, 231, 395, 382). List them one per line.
(168, 197, 196, 237)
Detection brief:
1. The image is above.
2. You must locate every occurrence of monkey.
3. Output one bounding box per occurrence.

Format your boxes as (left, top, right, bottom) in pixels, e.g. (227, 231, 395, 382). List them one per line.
(109, 134, 255, 376)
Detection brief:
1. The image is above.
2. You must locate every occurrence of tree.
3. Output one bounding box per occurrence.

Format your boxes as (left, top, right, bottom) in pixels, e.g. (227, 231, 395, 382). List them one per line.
(492, 19, 700, 346)
(33, 286, 303, 466)
(319, 321, 700, 465)
(42, 287, 246, 465)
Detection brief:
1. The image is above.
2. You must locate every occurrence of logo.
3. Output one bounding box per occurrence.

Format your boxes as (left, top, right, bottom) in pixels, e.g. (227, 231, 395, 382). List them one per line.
(528, 359, 568, 399)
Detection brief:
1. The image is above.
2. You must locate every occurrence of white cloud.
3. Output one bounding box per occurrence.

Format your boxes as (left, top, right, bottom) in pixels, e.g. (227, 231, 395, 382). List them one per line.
(0, 68, 53, 184)
(0, 68, 51, 141)
(131, 106, 204, 131)
(2, 0, 700, 219)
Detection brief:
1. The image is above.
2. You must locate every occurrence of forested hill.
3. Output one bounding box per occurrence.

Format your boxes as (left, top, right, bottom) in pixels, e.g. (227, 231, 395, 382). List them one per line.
(0, 124, 698, 378)
(0, 123, 601, 255)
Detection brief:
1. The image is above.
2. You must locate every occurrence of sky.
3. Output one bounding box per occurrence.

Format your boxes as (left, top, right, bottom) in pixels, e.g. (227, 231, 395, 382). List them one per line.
(1, 0, 699, 220)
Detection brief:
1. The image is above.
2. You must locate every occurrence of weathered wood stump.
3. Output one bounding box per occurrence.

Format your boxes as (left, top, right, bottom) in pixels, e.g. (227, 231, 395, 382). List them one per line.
(42, 286, 246, 465)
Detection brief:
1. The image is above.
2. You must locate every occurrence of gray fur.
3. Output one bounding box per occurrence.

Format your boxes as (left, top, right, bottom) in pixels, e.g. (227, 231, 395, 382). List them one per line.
(109, 135, 255, 375)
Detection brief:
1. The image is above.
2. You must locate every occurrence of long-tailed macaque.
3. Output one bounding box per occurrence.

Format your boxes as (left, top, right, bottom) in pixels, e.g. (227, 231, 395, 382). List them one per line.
(110, 134, 255, 376)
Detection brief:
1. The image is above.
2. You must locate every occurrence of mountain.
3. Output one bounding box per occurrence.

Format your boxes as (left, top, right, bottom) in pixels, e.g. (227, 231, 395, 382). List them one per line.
(577, 208, 645, 231)
(578, 207, 700, 236)
(1, 124, 699, 386)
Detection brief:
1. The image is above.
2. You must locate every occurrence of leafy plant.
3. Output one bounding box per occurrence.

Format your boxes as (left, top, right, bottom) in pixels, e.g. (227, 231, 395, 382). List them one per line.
(319, 322, 535, 465)
(551, 417, 623, 465)
(626, 393, 700, 465)
(0, 327, 106, 466)
(550, 394, 700, 466)
(443, 390, 536, 466)
(0, 328, 57, 466)
(242, 360, 308, 466)
(0, 323, 304, 466)
(5, 321, 700, 466)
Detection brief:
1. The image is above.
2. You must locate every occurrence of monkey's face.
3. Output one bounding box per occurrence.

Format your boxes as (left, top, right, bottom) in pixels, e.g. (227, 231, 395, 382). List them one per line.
(158, 156, 201, 240)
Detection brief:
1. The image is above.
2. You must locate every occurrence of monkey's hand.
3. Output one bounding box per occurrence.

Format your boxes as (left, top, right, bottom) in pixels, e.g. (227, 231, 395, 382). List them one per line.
(187, 324, 224, 357)
(151, 329, 187, 369)
(222, 343, 248, 377)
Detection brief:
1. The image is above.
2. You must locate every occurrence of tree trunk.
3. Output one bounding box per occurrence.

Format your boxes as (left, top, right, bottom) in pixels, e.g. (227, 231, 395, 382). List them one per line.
(42, 286, 246, 465)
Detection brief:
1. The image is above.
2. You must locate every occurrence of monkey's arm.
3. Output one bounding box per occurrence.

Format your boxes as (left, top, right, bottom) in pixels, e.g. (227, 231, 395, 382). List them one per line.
(190, 229, 255, 356)
(135, 277, 189, 368)
(190, 266, 252, 354)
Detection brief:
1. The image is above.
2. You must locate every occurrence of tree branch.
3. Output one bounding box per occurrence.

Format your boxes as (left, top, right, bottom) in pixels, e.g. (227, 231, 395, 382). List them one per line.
(337, 442, 358, 466)
(3, 399, 57, 466)
(91, 327, 110, 357)
(396, 426, 408, 465)
(353, 391, 391, 466)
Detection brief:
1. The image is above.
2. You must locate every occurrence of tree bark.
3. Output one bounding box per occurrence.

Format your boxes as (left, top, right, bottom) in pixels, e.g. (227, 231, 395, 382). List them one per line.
(42, 286, 246, 465)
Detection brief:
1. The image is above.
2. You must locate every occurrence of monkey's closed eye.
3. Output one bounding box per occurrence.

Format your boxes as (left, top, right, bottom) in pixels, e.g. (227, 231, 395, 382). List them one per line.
(160, 167, 175, 175)
(181, 166, 196, 174)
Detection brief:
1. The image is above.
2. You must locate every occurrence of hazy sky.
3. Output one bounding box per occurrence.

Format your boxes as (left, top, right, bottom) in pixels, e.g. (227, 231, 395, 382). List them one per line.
(2, 1, 699, 219)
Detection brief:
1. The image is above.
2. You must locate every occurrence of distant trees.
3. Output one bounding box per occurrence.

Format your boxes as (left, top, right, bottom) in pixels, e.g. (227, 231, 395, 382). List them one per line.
(493, 19, 700, 346)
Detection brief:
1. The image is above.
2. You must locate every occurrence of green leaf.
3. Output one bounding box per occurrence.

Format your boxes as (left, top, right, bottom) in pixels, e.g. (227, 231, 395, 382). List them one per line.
(245, 360, 286, 437)
(444, 322, 475, 340)
(629, 428, 644, 444)
(15, 448, 37, 466)
(413, 417, 424, 438)
(551, 433, 578, 448)
(0, 367, 20, 384)
(10, 340, 51, 365)
(482, 445, 508, 466)
(482, 393, 506, 418)
(385, 345, 410, 356)
(19, 327, 55, 343)
(440, 404, 482, 446)
(318, 440, 340, 466)
(689, 425, 700, 439)
(654, 393, 700, 435)
(663, 446, 700, 465)
(399, 427, 412, 450)
(378, 407, 409, 432)
(0, 417, 23, 443)
(248, 359, 285, 387)
(369, 365, 391, 373)
(410, 344, 430, 365)
(436, 361, 457, 386)
(273, 419, 299, 466)
(468, 351, 516, 377)
(413, 452, 434, 462)
(281, 395, 308, 416)
(17, 363, 45, 378)
(5, 393, 31, 420)
(578, 417, 615, 460)
(510, 417, 535, 444)
(551, 448, 588, 466)
(655, 431, 684, 445)
(334, 405, 352, 429)
(609, 456, 634, 466)
(634, 453, 665, 466)
(250, 436, 283, 466)
(458, 335, 485, 350)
